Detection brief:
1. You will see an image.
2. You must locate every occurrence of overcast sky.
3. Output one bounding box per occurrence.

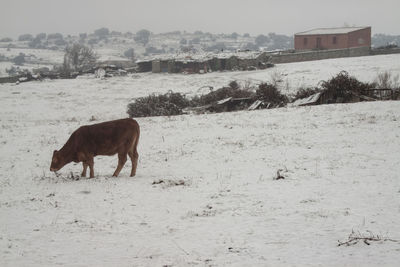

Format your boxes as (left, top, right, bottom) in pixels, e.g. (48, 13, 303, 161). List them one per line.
(1, 0, 399, 38)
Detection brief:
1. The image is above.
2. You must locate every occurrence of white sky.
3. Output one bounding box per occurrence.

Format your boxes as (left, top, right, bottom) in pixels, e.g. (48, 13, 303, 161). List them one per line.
(0, 0, 399, 38)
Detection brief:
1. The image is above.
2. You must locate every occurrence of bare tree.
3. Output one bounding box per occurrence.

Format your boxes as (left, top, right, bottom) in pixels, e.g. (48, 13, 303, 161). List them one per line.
(134, 29, 151, 46)
(63, 43, 98, 72)
(375, 71, 400, 89)
(123, 48, 135, 61)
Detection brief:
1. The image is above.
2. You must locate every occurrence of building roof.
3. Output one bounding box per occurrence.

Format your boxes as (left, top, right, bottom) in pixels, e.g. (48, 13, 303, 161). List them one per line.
(295, 27, 370, 36)
(136, 50, 264, 63)
(292, 92, 322, 106)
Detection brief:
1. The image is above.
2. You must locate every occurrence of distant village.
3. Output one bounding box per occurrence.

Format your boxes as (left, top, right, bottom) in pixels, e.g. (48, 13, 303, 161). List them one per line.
(1, 26, 400, 83)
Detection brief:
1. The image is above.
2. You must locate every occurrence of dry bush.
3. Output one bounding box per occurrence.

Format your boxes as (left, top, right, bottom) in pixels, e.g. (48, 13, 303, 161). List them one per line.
(269, 71, 284, 87)
(374, 71, 400, 89)
(256, 82, 288, 105)
(320, 71, 373, 102)
(127, 80, 289, 117)
(127, 91, 190, 117)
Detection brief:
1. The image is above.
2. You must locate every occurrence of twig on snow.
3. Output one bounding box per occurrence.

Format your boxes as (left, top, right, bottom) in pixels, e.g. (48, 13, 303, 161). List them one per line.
(338, 230, 399, 246)
(274, 169, 285, 180)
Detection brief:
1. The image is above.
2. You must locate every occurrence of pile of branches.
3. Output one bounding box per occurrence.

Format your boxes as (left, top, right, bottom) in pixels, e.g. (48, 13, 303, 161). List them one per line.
(126, 71, 393, 118)
(127, 81, 288, 117)
(190, 81, 254, 107)
(320, 71, 374, 102)
(127, 91, 190, 117)
(290, 71, 378, 103)
(256, 82, 288, 104)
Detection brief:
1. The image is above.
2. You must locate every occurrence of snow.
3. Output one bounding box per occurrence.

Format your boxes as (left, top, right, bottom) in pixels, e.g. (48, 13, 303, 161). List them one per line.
(295, 27, 369, 36)
(1, 54, 400, 266)
(0, 48, 64, 64)
(138, 50, 264, 63)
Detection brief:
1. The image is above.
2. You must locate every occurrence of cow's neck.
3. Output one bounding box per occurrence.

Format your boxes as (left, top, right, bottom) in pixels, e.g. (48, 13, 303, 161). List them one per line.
(59, 143, 77, 164)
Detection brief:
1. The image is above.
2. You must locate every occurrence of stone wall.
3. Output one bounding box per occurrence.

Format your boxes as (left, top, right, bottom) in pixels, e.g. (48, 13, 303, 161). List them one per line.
(270, 46, 371, 64)
(370, 48, 400, 56)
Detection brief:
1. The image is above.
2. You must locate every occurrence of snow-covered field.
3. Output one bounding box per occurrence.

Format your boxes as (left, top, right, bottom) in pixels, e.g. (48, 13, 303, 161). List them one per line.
(0, 47, 126, 77)
(0, 48, 64, 77)
(1, 55, 400, 266)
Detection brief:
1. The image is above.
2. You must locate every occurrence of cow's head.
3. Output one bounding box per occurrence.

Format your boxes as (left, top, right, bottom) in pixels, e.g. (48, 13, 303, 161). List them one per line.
(50, 150, 64, 172)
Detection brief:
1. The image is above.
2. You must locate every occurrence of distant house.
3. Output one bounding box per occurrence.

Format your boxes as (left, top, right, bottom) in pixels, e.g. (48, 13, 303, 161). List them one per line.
(136, 60, 152, 72)
(137, 51, 273, 74)
(294, 27, 371, 51)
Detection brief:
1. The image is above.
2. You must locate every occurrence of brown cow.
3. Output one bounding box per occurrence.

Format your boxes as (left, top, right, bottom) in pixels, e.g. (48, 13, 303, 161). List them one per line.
(50, 118, 140, 178)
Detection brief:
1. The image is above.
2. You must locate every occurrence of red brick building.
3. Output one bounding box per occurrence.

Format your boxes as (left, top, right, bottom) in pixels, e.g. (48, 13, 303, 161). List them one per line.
(294, 27, 371, 51)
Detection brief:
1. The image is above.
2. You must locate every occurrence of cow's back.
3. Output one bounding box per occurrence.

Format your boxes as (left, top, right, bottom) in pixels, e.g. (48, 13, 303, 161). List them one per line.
(77, 118, 139, 156)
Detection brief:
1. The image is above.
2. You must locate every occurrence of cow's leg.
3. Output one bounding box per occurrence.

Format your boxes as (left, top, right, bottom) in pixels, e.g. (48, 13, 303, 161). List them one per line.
(128, 147, 139, 177)
(88, 157, 95, 178)
(113, 152, 127, 177)
(81, 162, 88, 177)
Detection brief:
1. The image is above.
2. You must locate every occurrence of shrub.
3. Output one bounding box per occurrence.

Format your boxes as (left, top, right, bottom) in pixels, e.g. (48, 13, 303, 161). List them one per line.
(127, 92, 190, 117)
(36, 33, 46, 40)
(123, 48, 135, 60)
(180, 38, 187, 45)
(190, 37, 200, 44)
(94, 27, 109, 37)
(256, 83, 288, 105)
(374, 71, 399, 89)
(127, 80, 291, 117)
(18, 34, 33, 41)
(0, 37, 13, 42)
(12, 53, 25, 65)
(29, 37, 42, 48)
(6, 66, 18, 76)
(54, 39, 67, 46)
(229, 80, 240, 90)
(320, 71, 373, 102)
(47, 33, 63, 40)
(230, 32, 239, 39)
(255, 34, 269, 46)
(88, 38, 98, 45)
(145, 46, 164, 55)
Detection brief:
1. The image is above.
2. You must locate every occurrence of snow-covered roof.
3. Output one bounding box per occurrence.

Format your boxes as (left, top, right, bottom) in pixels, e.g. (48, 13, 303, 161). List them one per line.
(136, 50, 264, 63)
(295, 27, 370, 36)
(292, 92, 322, 106)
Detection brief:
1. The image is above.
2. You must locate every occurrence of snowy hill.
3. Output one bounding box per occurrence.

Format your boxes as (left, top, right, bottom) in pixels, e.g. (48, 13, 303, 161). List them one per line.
(0, 55, 400, 266)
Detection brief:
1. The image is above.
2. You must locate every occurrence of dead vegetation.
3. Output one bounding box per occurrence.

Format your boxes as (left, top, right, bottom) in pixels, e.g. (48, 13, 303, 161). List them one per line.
(126, 71, 400, 118)
(152, 178, 187, 188)
(127, 91, 190, 117)
(292, 86, 322, 102)
(274, 169, 286, 180)
(338, 230, 399, 246)
(127, 80, 287, 117)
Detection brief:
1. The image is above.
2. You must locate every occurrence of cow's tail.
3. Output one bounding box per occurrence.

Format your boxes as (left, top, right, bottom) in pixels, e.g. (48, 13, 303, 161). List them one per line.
(131, 119, 140, 153)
